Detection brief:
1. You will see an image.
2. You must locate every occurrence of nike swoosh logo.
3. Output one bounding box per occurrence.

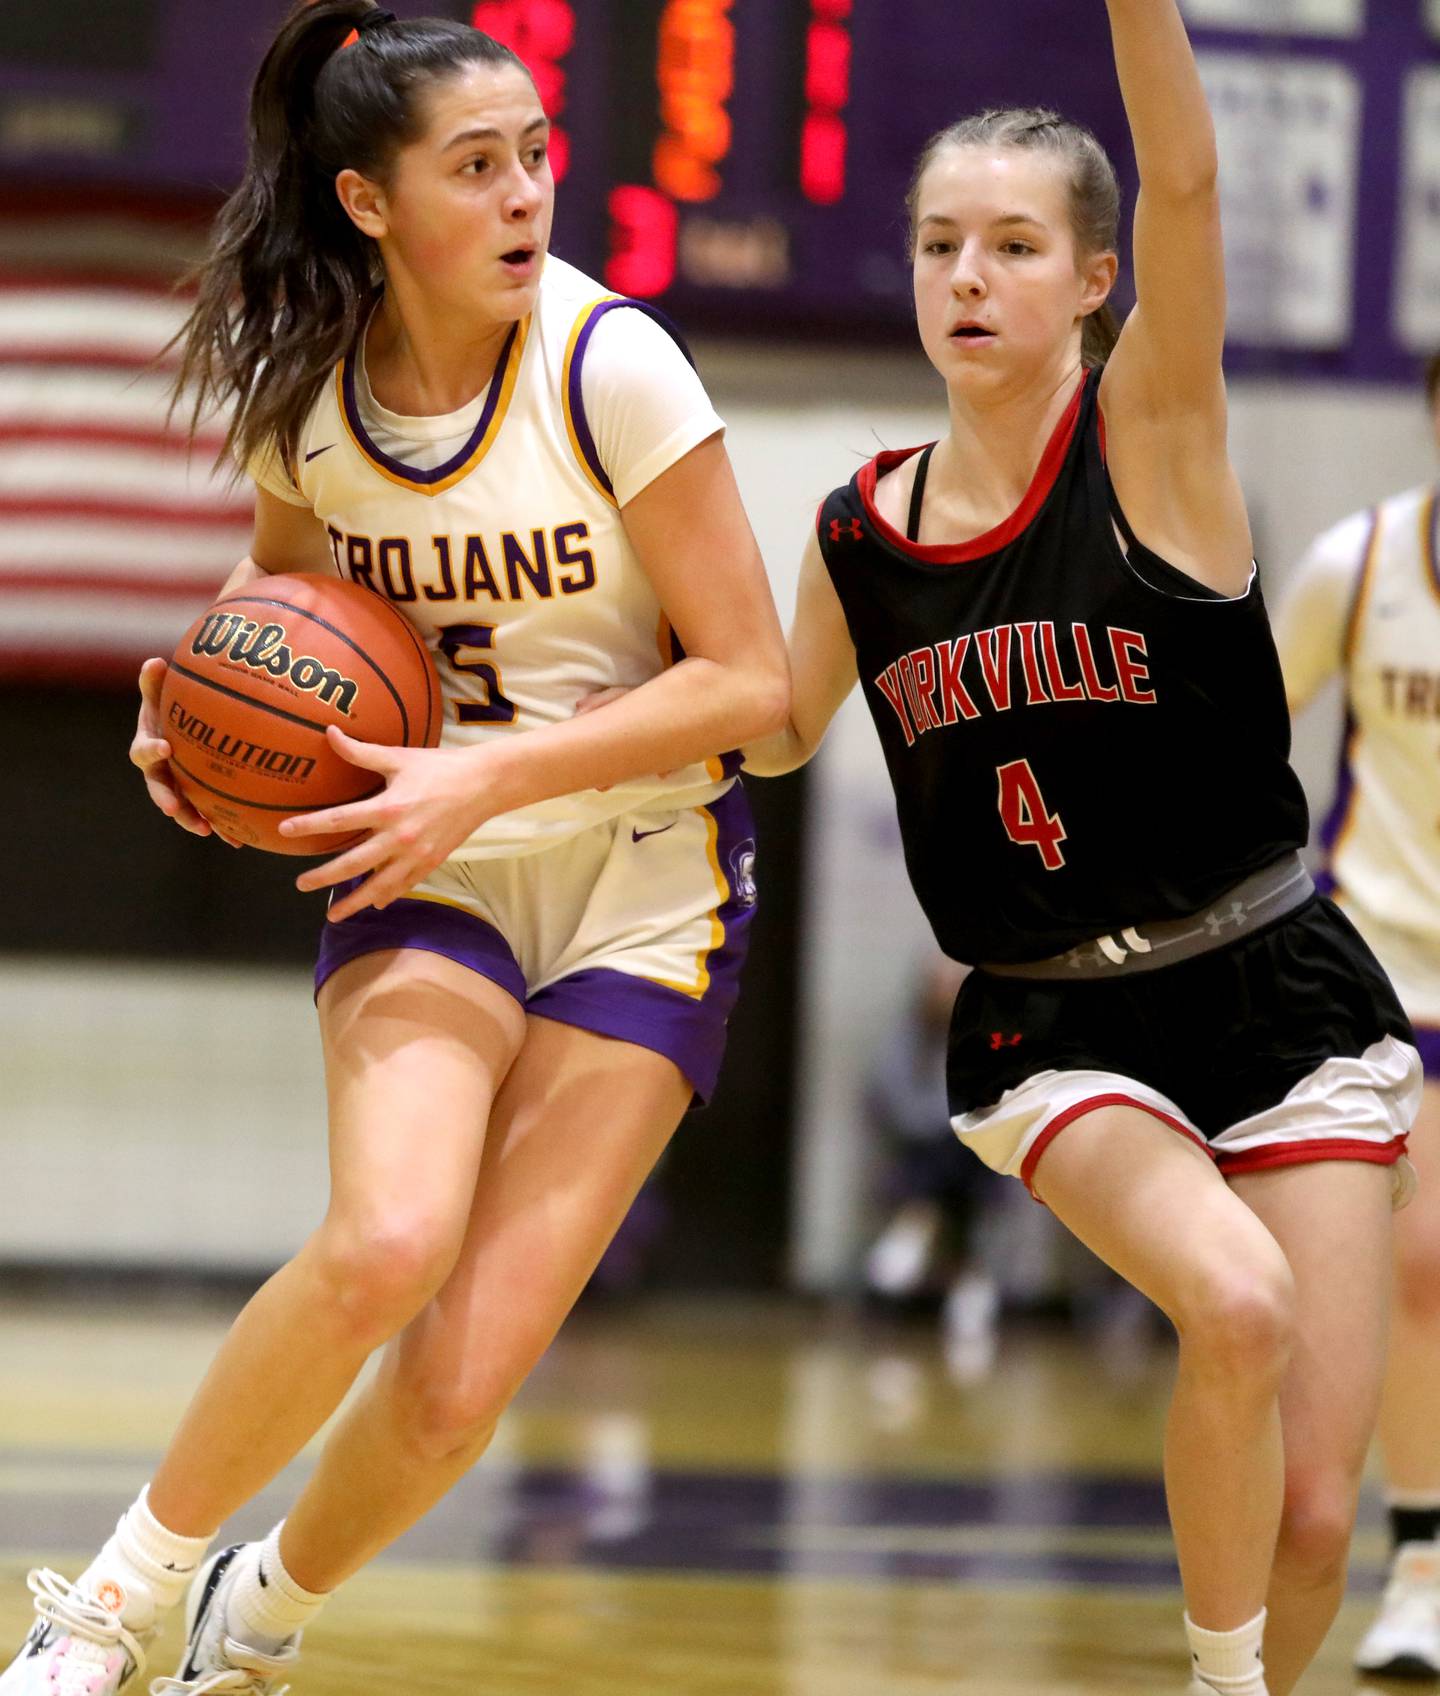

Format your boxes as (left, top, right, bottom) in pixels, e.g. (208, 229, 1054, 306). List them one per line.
(305, 444, 336, 462)
(181, 1546, 241, 1680)
(632, 822, 677, 843)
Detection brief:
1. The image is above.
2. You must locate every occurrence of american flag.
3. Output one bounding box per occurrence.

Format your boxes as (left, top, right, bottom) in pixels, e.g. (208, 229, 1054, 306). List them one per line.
(0, 188, 253, 686)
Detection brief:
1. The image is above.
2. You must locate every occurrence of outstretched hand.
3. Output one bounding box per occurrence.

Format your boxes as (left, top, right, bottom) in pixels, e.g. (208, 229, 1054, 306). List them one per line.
(281, 726, 496, 922)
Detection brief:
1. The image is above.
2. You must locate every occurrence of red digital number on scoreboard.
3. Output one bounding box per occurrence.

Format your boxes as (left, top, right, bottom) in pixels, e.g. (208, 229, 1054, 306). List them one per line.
(652, 0, 736, 204)
(606, 186, 678, 299)
(470, 0, 574, 182)
(801, 0, 852, 206)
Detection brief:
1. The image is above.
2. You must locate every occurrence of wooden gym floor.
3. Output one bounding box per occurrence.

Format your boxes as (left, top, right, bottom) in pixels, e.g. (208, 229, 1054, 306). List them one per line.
(0, 1292, 1401, 1694)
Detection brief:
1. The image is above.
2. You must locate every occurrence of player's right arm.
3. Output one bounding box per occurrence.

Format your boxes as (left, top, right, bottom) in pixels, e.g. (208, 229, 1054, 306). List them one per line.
(129, 486, 335, 834)
(741, 527, 859, 776)
(1271, 508, 1373, 716)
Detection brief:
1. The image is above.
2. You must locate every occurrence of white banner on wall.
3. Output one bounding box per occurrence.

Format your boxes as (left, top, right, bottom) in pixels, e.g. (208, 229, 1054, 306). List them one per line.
(1198, 53, 1359, 348)
(1395, 68, 1440, 354)
(1182, 0, 1362, 35)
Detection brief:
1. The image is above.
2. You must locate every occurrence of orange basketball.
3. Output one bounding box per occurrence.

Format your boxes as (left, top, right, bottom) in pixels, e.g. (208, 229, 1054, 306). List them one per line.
(158, 573, 443, 855)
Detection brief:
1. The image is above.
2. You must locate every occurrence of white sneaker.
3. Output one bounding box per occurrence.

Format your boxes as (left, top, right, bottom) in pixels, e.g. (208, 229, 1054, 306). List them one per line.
(150, 1547, 300, 1696)
(0, 1569, 152, 1695)
(864, 1204, 941, 1297)
(1354, 1541, 1440, 1677)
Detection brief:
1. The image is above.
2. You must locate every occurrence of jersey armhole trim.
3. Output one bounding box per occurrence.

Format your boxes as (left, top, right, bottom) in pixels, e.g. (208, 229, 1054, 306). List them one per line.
(562, 296, 701, 508)
(1341, 507, 1383, 668)
(1421, 489, 1440, 611)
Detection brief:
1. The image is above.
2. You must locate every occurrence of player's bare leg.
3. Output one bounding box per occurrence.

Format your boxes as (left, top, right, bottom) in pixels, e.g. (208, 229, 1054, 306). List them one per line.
(147, 948, 526, 1535)
(280, 1018, 688, 1587)
(1033, 1106, 1293, 1694)
(1357, 1082, 1440, 1675)
(159, 1018, 688, 1687)
(1227, 1158, 1393, 1696)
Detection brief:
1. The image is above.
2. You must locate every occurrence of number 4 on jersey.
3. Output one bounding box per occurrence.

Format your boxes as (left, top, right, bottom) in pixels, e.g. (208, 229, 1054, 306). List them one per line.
(996, 759, 1067, 870)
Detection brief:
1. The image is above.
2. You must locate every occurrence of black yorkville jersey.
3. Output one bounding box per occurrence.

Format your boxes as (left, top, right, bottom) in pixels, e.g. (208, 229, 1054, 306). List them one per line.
(819, 370, 1309, 966)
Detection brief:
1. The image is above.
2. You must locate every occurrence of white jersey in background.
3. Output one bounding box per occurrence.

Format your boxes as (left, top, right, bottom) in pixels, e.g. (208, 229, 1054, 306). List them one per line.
(252, 255, 732, 857)
(1274, 484, 1440, 1021)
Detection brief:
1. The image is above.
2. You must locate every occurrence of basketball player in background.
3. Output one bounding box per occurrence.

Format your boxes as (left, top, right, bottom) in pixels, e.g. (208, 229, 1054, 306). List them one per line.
(1274, 353, 1440, 1682)
(735, 2, 1420, 1691)
(0, 6, 786, 1695)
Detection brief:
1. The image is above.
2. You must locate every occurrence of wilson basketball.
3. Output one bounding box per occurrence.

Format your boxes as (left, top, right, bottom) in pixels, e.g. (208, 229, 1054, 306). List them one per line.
(158, 574, 443, 855)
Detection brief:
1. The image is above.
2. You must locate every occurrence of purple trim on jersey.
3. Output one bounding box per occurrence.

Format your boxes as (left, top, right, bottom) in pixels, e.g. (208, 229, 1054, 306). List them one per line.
(1413, 1024, 1440, 1080)
(566, 298, 699, 500)
(313, 886, 527, 1006)
(1425, 490, 1440, 604)
(339, 319, 520, 487)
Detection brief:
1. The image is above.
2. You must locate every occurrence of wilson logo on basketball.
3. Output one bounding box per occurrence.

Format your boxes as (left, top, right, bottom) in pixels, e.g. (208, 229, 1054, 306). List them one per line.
(190, 612, 360, 715)
(168, 702, 319, 781)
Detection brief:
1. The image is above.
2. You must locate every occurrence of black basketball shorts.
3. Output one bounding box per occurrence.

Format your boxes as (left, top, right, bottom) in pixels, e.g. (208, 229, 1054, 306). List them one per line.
(947, 897, 1421, 1197)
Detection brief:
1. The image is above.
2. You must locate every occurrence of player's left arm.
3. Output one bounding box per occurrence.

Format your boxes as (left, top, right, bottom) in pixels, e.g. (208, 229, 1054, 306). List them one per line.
(1272, 513, 1372, 714)
(1096, 0, 1254, 597)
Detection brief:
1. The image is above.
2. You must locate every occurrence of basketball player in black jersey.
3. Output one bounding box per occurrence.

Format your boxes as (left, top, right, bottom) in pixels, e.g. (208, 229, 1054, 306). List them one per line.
(742, 3, 1421, 1693)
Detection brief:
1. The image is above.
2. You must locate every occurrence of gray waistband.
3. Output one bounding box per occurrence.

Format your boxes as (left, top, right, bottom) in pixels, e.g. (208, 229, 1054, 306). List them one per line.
(977, 854, 1315, 982)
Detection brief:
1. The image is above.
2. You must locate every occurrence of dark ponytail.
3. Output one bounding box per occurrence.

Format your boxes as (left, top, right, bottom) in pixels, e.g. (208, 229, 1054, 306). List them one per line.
(907, 107, 1124, 371)
(172, 1, 530, 476)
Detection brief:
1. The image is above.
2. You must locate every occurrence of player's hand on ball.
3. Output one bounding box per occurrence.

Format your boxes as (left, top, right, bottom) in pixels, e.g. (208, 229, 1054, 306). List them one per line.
(283, 727, 494, 920)
(130, 658, 217, 838)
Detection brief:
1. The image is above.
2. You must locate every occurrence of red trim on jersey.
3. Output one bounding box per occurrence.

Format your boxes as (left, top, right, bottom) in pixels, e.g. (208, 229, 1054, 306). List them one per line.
(856, 372, 1088, 565)
(1020, 1089, 1204, 1197)
(1215, 1135, 1405, 1177)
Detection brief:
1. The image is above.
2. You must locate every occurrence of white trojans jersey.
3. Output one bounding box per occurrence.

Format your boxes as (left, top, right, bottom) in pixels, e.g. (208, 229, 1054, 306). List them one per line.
(284, 257, 733, 858)
(1310, 486, 1440, 941)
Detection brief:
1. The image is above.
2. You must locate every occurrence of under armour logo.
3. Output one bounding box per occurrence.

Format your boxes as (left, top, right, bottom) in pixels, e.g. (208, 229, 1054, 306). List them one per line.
(1205, 901, 1246, 936)
(829, 518, 864, 543)
(989, 1031, 1023, 1050)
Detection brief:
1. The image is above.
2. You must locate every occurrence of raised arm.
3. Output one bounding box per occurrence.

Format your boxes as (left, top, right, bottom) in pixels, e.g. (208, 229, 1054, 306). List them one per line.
(1097, 0, 1253, 595)
(742, 526, 859, 776)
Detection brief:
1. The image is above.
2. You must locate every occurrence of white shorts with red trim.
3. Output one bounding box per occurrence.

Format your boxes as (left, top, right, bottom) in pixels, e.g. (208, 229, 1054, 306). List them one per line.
(952, 1034, 1421, 1204)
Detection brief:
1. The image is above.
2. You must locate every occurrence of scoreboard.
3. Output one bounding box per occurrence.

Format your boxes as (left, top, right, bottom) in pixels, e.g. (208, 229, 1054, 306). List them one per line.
(453, 0, 1138, 339)
(1, 0, 1437, 373)
(0, 0, 1136, 341)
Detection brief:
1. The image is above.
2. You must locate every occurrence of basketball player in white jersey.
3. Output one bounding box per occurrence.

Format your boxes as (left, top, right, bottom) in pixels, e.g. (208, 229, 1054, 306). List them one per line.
(1275, 352, 1440, 1680)
(0, 7, 786, 1695)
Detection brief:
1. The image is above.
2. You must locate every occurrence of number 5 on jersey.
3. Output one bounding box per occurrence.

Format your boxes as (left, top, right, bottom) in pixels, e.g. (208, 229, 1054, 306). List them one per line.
(997, 758, 1067, 870)
(437, 622, 517, 725)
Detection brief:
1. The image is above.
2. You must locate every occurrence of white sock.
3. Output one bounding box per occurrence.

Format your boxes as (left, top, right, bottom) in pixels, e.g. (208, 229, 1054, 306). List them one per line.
(1185, 1608, 1268, 1695)
(76, 1486, 216, 1628)
(226, 1524, 330, 1656)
